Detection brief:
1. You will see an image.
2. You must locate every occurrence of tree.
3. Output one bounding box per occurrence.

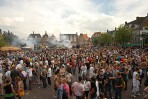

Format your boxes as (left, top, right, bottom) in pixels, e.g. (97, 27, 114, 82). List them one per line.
(99, 33, 113, 46)
(115, 25, 133, 45)
(92, 37, 99, 46)
(3, 33, 18, 45)
(0, 37, 8, 47)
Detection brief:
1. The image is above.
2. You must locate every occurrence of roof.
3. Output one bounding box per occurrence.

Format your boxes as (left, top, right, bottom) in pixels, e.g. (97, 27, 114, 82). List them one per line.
(28, 34, 41, 38)
(126, 15, 148, 29)
(91, 32, 102, 38)
(51, 34, 55, 38)
(43, 33, 48, 38)
(142, 16, 148, 27)
(60, 34, 77, 36)
(127, 17, 145, 25)
(107, 30, 115, 35)
(80, 34, 89, 40)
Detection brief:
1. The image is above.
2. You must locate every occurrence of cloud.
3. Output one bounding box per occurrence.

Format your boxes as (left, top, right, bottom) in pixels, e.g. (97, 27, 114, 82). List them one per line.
(0, 0, 147, 39)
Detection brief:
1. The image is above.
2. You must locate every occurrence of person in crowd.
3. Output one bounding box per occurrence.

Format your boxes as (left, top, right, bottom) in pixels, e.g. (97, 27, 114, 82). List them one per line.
(72, 76, 85, 99)
(62, 78, 70, 99)
(65, 68, 73, 95)
(114, 72, 123, 99)
(0, 68, 3, 96)
(10, 65, 20, 92)
(104, 68, 114, 98)
(90, 77, 97, 99)
(16, 76, 24, 99)
(5, 68, 11, 78)
(132, 67, 141, 98)
(81, 63, 87, 80)
(70, 60, 76, 75)
(27, 66, 33, 90)
(41, 66, 47, 88)
(143, 86, 148, 99)
(47, 65, 52, 85)
(56, 79, 63, 99)
(20, 68, 27, 90)
(83, 77, 90, 99)
(89, 64, 95, 79)
(3, 77, 17, 99)
(59, 65, 66, 77)
(96, 69, 106, 93)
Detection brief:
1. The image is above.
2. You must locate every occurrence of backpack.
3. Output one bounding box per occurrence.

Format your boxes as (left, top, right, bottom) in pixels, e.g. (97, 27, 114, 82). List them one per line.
(62, 89, 68, 99)
(58, 88, 68, 99)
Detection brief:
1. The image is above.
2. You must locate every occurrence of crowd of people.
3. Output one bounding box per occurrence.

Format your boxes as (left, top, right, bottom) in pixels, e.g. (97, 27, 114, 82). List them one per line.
(0, 47, 148, 99)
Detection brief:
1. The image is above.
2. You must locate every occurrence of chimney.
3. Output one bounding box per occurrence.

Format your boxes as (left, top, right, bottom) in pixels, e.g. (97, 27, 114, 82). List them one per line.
(115, 27, 117, 30)
(125, 21, 127, 24)
(33, 31, 34, 34)
(107, 30, 109, 32)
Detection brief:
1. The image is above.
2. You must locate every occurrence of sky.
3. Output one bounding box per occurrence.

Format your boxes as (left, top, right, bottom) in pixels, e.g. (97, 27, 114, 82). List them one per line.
(0, 0, 148, 39)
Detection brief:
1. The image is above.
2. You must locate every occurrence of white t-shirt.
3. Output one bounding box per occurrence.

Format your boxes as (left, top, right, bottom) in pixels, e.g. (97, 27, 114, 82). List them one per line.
(139, 69, 142, 76)
(84, 81, 90, 91)
(45, 60, 48, 66)
(16, 64, 22, 70)
(27, 68, 33, 77)
(133, 71, 139, 81)
(89, 66, 94, 73)
(81, 65, 87, 73)
(19, 60, 23, 65)
(47, 68, 52, 77)
(72, 82, 85, 96)
(96, 81, 99, 97)
(5, 70, 11, 77)
(22, 71, 27, 77)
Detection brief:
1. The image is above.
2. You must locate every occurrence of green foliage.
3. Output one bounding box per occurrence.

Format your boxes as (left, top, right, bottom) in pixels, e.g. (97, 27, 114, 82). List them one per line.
(99, 33, 113, 46)
(0, 37, 8, 47)
(3, 33, 18, 45)
(92, 37, 99, 46)
(3, 34, 13, 44)
(115, 24, 133, 45)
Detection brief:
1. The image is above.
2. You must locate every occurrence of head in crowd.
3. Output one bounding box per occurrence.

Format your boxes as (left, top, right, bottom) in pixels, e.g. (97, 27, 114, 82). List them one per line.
(78, 76, 83, 82)
(99, 69, 104, 75)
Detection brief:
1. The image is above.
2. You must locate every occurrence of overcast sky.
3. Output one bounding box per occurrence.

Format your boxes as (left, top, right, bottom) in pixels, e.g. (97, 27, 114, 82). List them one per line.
(0, 0, 148, 39)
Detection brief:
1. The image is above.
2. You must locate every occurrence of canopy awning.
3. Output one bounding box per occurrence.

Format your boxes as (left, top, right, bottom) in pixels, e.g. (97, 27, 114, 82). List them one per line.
(0, 46, 21, 51)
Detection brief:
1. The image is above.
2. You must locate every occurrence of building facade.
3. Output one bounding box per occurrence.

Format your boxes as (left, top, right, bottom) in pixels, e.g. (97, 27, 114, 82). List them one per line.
(125, 14, 148, 47)
(78, 33, 90, 47)
(60, 33, 78, 46)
